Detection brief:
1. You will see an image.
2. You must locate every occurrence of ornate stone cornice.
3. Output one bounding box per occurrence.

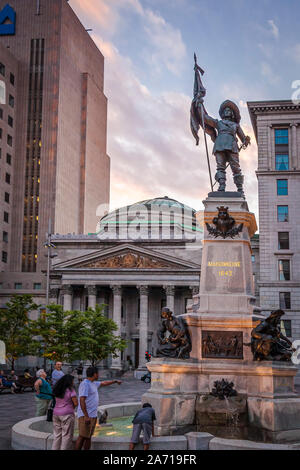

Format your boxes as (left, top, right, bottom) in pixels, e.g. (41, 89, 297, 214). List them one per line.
(110, 285, 122, 296)
(62, 285, 72, 295)
(137, 285, 149, 296)
(49, 288, 59, 298)
(189, 286, 199, 295)
(164, 285, 175, 296)
(85, 285, 97, 296)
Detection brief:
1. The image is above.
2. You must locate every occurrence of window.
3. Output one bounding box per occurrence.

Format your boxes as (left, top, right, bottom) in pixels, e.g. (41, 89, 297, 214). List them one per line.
(2, 251, 7, 263)
(0, 80, 5, 105)
(251, 255, 255, 262)
(277, 206, 288, 222)
(7, 135, 12, 146)
(8, 115, 13, 128)
(4, 192, 9, 203)
(33, 283, 42, 290)
(278, 232, 289, 250)
(0, 63, 5, 77)
(0, 108, 2, 119)
(277, 180, 288, 195)
(0, 128, 2, 139)
(4, 211, 9, 223)
(275, 154, 289, 171)
(280, 319, 292, 337)
(279, 292, 291, 310)
(279, 259, 290, 281)
(10, 73, 14, 86)
(15, 283, 22, 290)
(3, 231, 8, 243)
(5, 173, 10, 184)
(8, 94, 14, 108)
(275, 128, 288, 145)
(6, 153, 11, 165)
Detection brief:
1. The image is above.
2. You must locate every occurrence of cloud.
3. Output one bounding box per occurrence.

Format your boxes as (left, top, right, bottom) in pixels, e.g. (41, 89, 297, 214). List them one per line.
(267, 19, 279, 39)
(70, 0, 186, 76)
(143, 9, 186, 76)
(91, 34, 258, 221)
(288, 43, 300, 64)
(260, 62, 280, 85)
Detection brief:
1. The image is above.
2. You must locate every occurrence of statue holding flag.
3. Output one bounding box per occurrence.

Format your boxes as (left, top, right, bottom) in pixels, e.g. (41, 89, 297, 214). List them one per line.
(190, 54, 250, 198)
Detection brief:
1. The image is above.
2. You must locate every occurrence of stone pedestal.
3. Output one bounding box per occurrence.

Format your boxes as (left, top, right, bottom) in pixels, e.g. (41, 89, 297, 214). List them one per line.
(143, 194, 300, 442)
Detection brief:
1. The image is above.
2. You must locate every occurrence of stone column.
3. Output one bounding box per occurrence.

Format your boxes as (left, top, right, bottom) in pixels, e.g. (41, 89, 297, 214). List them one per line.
(137, 285, 149, 369)
(62, 285, 72, 311)
(290, 123, 298, 170)
(164, 285, 175, 313)
(49, 288, 59, 304)
(86, 285, 97, 309)
(111, 285, 122, 370)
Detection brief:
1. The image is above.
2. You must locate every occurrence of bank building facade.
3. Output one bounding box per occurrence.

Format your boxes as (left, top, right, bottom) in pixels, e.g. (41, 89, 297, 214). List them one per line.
(49, 197, 204, 374)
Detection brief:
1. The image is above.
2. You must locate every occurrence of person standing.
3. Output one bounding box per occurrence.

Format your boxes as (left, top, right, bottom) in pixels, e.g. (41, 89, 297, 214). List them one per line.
(75, 366, 122, 450)
(34, 369, 53, 416)
(52, 374, 78, 450)
(129, 403, 156, 451)
(51, 361, 64, 387)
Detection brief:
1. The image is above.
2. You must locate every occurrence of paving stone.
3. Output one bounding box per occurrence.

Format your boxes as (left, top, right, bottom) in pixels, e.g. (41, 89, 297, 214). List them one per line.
(0, 377, 150, 450)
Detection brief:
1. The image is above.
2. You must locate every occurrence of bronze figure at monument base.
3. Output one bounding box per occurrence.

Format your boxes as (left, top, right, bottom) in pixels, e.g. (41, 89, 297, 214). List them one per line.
(202, 331, 243, 359)
(251, 309, 295, 361)
(155, 307, 192, 359)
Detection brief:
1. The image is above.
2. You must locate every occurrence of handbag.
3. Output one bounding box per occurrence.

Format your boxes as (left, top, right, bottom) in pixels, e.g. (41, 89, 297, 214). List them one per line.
(46, 395, 56, 422)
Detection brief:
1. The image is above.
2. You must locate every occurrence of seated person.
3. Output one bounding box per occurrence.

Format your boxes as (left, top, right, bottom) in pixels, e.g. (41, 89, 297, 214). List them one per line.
(0, 369, 19, 394)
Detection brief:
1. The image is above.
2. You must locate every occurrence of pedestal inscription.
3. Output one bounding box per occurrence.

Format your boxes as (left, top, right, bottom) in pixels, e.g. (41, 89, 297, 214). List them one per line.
(202, 331, 243, 359)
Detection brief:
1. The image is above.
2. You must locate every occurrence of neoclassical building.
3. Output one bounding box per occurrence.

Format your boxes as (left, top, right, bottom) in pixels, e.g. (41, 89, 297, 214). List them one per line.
(49, 197, 203, 373)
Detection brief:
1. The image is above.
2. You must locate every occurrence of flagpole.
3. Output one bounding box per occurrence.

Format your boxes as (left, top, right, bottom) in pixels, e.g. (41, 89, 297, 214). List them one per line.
(200, 103, 213, 192)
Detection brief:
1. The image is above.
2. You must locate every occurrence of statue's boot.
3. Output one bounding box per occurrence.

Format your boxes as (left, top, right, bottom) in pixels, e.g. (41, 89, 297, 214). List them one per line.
(234, 174, 245, 198)
(215, 171, 226, 192)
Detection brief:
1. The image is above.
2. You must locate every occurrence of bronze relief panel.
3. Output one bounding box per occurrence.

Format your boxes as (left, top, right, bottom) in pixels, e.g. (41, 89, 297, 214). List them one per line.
(202, 330, 243, 359)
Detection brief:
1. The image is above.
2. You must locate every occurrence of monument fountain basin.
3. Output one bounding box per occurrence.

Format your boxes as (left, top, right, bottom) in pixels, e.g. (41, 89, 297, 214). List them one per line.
(11, 401, 300, 450)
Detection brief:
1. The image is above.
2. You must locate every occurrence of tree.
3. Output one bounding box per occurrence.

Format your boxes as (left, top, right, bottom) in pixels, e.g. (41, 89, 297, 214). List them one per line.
(77, 305, 128, 366)
(30, 304, 86, 363)
(0, 295, 39, 369)
(32, 304, 127, 367)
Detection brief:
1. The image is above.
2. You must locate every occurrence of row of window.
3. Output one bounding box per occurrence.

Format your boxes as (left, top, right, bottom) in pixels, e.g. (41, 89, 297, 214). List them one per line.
(0, 279, 42, 290)
(0, 149, 12, 164)
(0, 108, 13, 127)
(0, 129, 13, 146)
(0, 63, 15, 85)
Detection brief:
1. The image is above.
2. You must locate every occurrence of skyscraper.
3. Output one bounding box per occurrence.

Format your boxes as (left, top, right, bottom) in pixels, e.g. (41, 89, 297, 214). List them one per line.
(248, 100, 300, 344)
(0, 0, 110, 296)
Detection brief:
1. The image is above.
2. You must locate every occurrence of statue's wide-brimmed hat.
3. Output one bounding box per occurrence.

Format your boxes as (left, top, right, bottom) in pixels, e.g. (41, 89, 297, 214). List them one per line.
(219, 100, 241, 123)
(268, 309, 285, 320)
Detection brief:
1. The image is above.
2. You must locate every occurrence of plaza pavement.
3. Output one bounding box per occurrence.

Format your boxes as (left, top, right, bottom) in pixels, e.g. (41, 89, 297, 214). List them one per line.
(0, 375, 150, 450)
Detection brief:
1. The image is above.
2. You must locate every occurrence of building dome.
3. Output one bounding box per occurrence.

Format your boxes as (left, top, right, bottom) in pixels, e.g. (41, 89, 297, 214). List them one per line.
(97, 196, 201, 241)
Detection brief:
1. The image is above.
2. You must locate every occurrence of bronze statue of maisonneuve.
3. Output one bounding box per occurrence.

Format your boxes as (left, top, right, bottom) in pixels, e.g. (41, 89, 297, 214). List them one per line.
(155, 307, 191, 359)
(190, 54, 250, 197)
(251, 309, 295, 361)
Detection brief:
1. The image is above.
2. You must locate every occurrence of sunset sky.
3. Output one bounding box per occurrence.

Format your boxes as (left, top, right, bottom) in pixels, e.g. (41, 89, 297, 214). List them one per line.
(69, 0, 300, 221)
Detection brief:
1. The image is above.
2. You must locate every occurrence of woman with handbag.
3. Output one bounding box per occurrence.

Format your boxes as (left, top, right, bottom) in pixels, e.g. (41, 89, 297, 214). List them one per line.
(51, 374, 78, 450)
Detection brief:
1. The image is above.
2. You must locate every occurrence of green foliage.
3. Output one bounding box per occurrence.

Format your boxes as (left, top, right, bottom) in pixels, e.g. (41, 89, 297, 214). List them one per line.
(0, 295, 40, 369)
(78, 305, 128, 366)
(32, 304, 127, 366)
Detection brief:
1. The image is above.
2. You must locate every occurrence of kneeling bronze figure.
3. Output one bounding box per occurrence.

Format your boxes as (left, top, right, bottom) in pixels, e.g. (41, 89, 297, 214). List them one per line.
(155, 307, 192, 359)
(251, 309, 295, 361)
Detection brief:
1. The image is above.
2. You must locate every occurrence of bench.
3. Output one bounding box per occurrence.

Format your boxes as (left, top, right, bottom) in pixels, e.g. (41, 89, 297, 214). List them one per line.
(0, 375, 36, 393)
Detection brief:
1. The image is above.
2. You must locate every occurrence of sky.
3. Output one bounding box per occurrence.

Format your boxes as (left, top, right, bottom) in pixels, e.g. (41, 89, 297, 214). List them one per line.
(69, 0, 300, 221)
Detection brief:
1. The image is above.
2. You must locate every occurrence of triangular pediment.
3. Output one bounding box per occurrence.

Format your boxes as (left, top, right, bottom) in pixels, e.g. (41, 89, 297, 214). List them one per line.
(53, 244, 200, 270)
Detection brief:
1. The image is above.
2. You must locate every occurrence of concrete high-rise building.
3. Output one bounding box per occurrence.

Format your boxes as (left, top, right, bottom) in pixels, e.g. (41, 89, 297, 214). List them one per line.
(0, 0, 110, 297)
(248, 100, 300, 343)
